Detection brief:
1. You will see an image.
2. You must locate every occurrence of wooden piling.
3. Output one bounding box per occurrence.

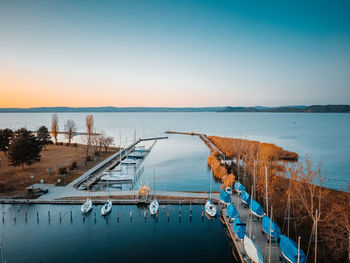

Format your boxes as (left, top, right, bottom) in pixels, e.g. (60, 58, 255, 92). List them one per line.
(25, 211, 28, 221)
(59, 212, 62, 221)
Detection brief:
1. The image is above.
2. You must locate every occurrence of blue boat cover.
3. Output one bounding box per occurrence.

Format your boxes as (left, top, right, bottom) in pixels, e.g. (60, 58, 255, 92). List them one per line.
(280, 235, 306, 263)
(233, 218, 246, 239)
(220, 190, 231, 204)
(240, 190, 251, 205)
(227, 203, 239, 220)
(234, 182, 246, 192)
(249, 200, 265, 217)
(262, 216, 281, 239)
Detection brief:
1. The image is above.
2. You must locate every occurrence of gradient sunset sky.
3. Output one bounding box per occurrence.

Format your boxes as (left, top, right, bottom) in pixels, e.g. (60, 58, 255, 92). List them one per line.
(1, 0, 349, 107)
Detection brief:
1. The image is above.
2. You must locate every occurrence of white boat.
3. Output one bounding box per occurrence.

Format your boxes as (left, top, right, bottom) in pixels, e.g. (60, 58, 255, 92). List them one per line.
(81, 198, 92, 213)
(128, 151, 145, 159)
(244, 235, 264, 263)
(149, 170, 159, 215)
(149, 199, 159, 215)
(121, 158, 137, 165)
(225, 186, 233, 195)
(205, 169, 217, 218)
(100, 171, 134, 182)
(205, 200, 217, 217)
(101, 200, 112, 216)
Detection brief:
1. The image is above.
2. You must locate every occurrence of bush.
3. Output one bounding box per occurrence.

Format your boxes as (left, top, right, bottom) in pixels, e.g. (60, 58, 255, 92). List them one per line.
(69, 162, 77, 170)
(59, 142, 63, 146)
(65, 143, 70, 146)
(73, 143, 78, 147)
(86, 156, 91, 162)
(58, 167, 67, 174)
(55, 142, 60, 145)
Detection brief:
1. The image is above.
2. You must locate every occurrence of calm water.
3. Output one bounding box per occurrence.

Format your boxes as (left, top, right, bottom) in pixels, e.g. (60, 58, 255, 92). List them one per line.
(0, 112, 349, 190)
(0, 204, 234, 263)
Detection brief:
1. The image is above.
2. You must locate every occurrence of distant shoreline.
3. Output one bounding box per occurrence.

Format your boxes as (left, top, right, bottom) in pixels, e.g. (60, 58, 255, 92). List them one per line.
(0, 105, 349, 113)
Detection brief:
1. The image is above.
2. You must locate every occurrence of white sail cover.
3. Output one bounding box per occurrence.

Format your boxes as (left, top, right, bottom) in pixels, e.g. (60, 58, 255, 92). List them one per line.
(244, 235, 264, 263)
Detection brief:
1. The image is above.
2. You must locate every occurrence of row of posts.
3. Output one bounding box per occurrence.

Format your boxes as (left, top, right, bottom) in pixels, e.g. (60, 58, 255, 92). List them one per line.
(1, 205, 205, 223)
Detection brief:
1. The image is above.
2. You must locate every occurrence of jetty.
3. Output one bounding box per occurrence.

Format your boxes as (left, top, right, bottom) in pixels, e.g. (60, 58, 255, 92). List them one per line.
(221, 193, 282, 263)
(75, 136, 167, 189)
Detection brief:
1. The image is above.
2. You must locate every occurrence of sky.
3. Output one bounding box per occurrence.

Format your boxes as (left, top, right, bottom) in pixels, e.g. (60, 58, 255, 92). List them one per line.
(0, 0, 350, 107)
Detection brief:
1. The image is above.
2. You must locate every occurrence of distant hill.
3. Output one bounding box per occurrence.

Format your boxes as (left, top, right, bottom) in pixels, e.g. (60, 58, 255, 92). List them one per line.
(219, 105, 350, 113)
(0, 105, 349, 113)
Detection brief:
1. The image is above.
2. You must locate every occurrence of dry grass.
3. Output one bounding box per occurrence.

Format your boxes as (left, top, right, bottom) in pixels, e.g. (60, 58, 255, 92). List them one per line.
(0, 144, 115, 197)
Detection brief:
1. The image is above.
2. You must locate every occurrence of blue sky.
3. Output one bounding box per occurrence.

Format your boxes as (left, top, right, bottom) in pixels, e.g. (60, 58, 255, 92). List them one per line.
(0, 0, 349, 107)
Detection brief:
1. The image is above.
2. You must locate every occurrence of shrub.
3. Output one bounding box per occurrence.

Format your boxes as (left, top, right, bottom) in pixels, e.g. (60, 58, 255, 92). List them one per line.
(69, 162, 77, 170)
(59, 142, 63, 146)
(73, 143, 78, 147)
(65, 143, 70, 146)
(55, 142, 60, 145)
(58, 167, 67, 174)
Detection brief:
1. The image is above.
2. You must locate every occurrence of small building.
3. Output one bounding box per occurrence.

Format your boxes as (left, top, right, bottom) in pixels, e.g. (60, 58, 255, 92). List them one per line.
(27, 183, 55, 194)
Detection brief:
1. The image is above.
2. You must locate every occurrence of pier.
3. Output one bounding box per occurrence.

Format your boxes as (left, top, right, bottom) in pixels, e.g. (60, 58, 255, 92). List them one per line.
(221, 193, 282, 263)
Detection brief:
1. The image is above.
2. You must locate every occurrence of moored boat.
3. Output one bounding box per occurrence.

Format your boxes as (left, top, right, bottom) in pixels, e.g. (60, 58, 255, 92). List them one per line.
(240, 190, 251, 206)
(101, 200, 112, 216)
(219, 190, 231, 206)
(225, 186, 233, 195)
(205, 200, 217, 217)
(244, 235, 264, 263)
(262, 216, 281, 240)
(249, 199, 265, 218)
(233, 218, 246, 240)
(227, 203, 239, 221)
(280, 235, 306, 263)
(81, 198, 92, 214)
(234, 182, 246, 193)
(149, 199, 159, 215)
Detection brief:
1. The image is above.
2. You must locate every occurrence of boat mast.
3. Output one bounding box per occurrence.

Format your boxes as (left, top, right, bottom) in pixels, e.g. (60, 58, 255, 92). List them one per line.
(315, 209, 318, 263)
(153, 169, 156, 200)
(297, 236, 301, 263)
(268, 206, 273, 263)
(209, 170, 212, 200)
(249, 185, 253, 237)
(265, 165, 269, 217)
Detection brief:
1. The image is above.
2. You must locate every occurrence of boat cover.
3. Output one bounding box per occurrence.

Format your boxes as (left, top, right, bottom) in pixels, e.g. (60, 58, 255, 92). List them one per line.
(241, 190, 251, 205)
(220, 190, 231, 204)
(280, 235, 306, 263)
(262, 216, 281, 239)
(233, 218, 246, 239)
(234, 182, 246, 192)
(249, 200, 265, 217)
(227, 203, 239, 220)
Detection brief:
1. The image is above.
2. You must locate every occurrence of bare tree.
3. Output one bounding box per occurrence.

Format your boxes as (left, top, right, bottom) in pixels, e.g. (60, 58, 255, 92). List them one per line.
(64, 119, 77, 144)
(51, 114, 59, 144)
(102, 136, 114, 153)
(85, 114, 94, 165)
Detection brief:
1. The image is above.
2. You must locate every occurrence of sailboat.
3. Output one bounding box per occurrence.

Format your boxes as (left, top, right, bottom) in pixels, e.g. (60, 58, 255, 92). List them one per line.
(81, 198, 92, 213)
(249, 199, 265, 218)
(233, 218, 246, 240)
(280, 235, 306, 263)
(205, 171, 217, 217)
(240, 190, 251, 206)
(149, 170, 159, 215)
(101, 200, 112, 216)
(101, 179, 112, 216)
(226, 203, 239, 221)
(262, 215, 281, 241)
(234, 181, 246, 193)
(244, 235, 264, 263)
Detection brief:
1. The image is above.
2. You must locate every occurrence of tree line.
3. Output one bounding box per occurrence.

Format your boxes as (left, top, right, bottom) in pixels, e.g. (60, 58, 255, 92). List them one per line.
(0, 114, 114, 169)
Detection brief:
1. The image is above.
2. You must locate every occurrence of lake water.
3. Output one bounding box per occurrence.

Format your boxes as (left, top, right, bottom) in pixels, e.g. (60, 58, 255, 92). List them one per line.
(0, 112, 349, 262)
(0, 204, 234, 263)
(0, 112, 349, 190)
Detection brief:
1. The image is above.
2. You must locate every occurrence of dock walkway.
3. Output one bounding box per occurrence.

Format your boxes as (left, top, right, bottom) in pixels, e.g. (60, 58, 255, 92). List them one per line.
(221, 192, 281, 263)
